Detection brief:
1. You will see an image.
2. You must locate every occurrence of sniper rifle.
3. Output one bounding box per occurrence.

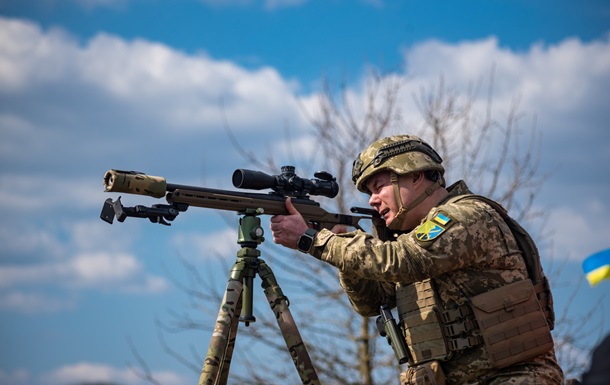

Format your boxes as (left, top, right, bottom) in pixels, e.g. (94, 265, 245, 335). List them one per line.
(99, 166, 389, 385)
(100, 166, 375, 230)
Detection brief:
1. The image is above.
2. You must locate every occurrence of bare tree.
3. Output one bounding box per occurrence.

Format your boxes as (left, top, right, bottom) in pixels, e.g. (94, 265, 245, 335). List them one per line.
(134, 68, 601, 384)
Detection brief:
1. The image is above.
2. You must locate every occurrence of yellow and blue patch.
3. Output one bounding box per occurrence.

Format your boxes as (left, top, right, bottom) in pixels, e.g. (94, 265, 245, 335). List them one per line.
(416, 213, 452, 241)
(583, 249, 610, 287)
(433, 213, 450, 225)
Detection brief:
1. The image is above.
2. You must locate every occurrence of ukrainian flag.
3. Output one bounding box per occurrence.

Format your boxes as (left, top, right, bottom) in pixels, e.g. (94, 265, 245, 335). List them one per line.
(583, 249, 610, 287)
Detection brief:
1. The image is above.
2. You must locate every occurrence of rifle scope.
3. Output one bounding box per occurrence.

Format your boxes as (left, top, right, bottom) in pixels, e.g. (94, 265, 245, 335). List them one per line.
(232, 166, 339, 198)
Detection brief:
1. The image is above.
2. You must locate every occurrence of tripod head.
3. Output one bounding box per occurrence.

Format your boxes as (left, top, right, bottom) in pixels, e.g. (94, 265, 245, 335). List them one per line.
(237, 208, 265, 248)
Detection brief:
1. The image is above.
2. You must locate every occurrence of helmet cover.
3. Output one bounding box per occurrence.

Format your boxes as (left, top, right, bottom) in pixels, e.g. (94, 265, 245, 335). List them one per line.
(352, 135, 444, 194)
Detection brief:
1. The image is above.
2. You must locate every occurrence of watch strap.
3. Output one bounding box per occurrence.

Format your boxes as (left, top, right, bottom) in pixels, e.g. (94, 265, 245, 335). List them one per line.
(297, 228, 318, 253)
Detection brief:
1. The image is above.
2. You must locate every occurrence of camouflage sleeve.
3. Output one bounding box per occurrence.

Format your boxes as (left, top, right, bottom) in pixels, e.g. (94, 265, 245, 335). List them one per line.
(310, 200, 497, 284)
(338, 271, 396, 317)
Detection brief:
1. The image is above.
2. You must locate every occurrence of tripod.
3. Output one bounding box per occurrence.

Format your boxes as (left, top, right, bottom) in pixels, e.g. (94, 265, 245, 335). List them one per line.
(198, 209, 321, 385)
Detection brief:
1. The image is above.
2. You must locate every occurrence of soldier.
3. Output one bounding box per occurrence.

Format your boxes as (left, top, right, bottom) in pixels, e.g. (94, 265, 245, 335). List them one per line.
(270, 135, 564, 384)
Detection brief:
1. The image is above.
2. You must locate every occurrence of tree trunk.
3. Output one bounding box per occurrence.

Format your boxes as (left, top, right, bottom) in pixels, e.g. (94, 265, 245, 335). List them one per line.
(359, 317, 374, 385)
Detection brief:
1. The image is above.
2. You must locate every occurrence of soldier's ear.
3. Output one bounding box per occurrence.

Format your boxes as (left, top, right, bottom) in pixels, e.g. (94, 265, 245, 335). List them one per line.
(412, 172, 424, 183)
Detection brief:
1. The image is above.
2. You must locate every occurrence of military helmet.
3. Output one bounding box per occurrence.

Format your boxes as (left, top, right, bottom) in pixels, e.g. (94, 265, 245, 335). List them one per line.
(352, 135, 444, 193)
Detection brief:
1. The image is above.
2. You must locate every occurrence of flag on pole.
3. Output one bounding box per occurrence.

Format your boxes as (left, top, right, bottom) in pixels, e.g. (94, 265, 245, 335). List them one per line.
(582, 249, 610, 287)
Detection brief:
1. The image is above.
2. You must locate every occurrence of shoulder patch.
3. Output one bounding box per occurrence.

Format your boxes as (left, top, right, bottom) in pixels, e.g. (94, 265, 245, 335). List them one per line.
(433, 213, 451, 226)
(415, 220, 445, 241)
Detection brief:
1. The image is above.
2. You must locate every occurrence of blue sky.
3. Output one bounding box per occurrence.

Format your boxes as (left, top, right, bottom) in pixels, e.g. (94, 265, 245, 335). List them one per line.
(1, 1, 609, 384)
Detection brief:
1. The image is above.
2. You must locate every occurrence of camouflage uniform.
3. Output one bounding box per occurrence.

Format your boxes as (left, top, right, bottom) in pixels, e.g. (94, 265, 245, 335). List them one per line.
(307, 180, 564, 385)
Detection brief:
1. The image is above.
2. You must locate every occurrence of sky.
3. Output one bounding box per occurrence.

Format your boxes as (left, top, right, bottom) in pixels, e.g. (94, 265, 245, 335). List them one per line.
(1, 0, 609, 384)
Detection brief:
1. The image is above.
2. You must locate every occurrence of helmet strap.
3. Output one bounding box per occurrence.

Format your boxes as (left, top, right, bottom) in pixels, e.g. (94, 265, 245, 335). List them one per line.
(387, 172, 443, 230)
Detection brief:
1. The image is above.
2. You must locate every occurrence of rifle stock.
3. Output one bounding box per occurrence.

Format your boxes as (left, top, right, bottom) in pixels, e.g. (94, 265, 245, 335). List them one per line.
(101, 169, 373, 230)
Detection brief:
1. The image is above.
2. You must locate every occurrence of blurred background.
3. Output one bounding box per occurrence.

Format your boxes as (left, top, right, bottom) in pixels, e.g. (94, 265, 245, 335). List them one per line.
(1, 1, 609, 384)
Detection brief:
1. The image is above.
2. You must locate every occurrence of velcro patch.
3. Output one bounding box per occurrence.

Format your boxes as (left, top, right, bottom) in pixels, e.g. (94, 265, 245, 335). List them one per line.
(433, 213, 450, 225)
(416, 220, 446, 241)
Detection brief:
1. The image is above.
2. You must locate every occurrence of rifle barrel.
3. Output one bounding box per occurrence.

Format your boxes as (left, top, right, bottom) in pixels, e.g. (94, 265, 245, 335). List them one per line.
(102, 169, 370, 230)
(103, 170, 167, 198)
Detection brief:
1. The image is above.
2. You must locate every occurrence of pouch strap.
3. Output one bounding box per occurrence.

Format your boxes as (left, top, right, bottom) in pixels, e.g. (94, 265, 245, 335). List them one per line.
(443, 319, 478, 337)
(440, 305, 473, 323)
(447, 336, 483, 351)
(534, 276, 555, 329)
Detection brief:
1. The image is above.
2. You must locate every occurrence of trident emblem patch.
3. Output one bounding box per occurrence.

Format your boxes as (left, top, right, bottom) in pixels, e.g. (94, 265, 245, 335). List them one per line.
(415, 213, 451, 241)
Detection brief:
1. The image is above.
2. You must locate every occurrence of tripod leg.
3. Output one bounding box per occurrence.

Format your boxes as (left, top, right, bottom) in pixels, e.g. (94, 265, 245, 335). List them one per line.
(258, 261, 321, 385)
(199, 279, 243, 385)
(216, 290, 242, 385)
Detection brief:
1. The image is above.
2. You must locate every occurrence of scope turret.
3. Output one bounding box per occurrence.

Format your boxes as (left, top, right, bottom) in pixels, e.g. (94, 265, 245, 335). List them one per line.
(232, 166, 339, 198)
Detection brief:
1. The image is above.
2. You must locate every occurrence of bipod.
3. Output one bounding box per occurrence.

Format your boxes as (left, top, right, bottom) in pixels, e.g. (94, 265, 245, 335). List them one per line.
(198, 208, 321, 385)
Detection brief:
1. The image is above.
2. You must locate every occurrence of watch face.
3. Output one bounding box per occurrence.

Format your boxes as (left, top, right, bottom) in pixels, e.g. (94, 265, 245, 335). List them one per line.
(298, 229, 317, 253)
(298, 236, 312, 252)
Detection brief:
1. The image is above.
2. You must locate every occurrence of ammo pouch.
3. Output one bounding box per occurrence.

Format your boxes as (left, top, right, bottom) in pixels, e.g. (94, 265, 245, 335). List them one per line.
(397, 280, 451, 365)
(470, 278, 554, 368)
(397, 279, 481, 365)
(400, 360, 446, 385)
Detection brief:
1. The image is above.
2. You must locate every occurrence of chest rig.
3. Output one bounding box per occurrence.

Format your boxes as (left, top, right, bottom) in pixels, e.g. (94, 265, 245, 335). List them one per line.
(395, 195, 555, 368)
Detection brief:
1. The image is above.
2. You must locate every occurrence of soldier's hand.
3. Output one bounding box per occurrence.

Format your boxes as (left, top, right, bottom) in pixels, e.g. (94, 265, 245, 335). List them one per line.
(270, 197, 309, 249)
(331, 224, 348, 234)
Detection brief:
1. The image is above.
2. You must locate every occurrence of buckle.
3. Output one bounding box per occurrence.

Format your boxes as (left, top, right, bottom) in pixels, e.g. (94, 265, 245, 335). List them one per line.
(443, 319, 477, 337)
(352, 157, 364, 183)
(448, 336, 482, 351)
(441, 305, 472, 323)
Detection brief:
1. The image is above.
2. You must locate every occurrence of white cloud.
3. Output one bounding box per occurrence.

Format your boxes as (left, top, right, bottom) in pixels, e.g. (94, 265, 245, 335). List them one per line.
(1, 16, 609, 320)
(73, 0, 127, 10)
(0, 216, 168, 313)
(71, 252, 140, 284)
(0, 16, 306, 134)
(0, 175, 105, 213)
(0, 224, 67, 261)
(0, 291, 77, 314)
(2, 16, 314, 311)
(402, 34, 610, 129)
(197, 0, 308, 10)
(264, 0, 308, 10)
(555, 335, 592, 379)
(171, 226, 239, 259)
(546, 201, 610, 262)
(0, 18, 69, 90)
(0, 9, 607, 385)
(36, 0, 310, 11)
(0, 252, 167, 292)
(46, 362, 187, 385)
(0, 368, 29, 385)
(396, 35, 610, 263)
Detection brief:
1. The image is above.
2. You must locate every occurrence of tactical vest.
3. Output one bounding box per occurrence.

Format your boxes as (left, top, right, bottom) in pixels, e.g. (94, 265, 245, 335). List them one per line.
(396, 194, 555, 368)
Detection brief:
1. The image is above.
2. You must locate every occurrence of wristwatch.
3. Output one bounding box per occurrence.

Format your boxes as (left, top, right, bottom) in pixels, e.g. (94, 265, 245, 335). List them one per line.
(297, 228, 318, 253)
